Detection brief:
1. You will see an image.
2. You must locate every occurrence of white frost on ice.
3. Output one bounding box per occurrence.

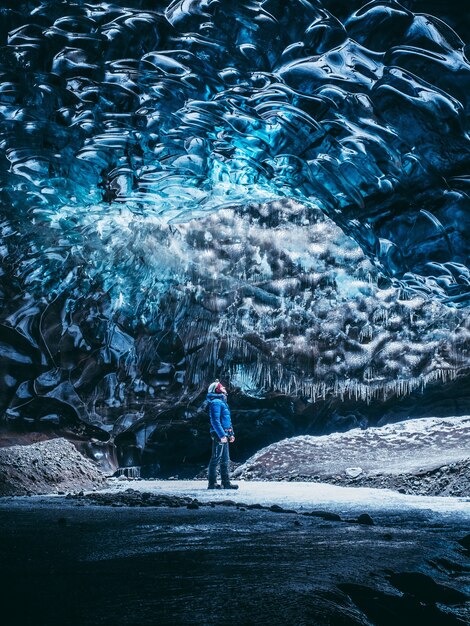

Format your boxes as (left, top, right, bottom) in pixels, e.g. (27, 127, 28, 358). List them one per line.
(103, 479, 470, 521)
(234, 415, 470, 478)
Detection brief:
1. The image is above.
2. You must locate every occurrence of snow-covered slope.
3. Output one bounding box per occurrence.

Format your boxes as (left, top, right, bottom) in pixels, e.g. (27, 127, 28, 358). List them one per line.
(233, 416, 470, 495)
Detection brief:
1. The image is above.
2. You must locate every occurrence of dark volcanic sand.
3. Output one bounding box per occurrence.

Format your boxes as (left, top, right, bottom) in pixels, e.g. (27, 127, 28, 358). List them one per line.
(0, 497, 469, 626)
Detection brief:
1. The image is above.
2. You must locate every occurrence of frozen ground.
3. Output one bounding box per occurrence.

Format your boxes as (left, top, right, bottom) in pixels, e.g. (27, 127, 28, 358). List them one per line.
(95, 479, 470, 524)
(2, 461, 469, 625)
(1, 485, 469, 626)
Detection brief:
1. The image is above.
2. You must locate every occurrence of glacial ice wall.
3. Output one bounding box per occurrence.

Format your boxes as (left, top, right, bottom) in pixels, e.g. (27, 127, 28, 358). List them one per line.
(0, 1, 470, 452)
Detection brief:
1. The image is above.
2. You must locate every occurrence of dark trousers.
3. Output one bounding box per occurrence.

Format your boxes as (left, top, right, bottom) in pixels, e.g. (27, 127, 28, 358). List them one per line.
(208, 436, 230, 485)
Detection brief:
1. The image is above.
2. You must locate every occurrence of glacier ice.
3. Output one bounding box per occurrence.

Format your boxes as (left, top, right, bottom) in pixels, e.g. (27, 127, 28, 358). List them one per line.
(0, 1, 470, 460)
(1, 0, 470, 302)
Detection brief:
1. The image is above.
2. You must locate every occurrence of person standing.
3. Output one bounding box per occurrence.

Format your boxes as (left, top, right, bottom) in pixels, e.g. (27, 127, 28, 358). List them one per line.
(206, 380, 239, 490)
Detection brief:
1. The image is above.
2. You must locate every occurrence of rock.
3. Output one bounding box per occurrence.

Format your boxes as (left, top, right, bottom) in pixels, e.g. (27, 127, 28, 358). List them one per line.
(389, 572, 469, 605)
(357, 514, 374, 526)
(457, 534, 470, 551)
(303, 510, 342, 522)
(269, 504, 297, 514)
(187, 502, 199, 510)
(270, 504, 287, 513)
(339, 581, 463, 625)
(345, 467, 363, 479)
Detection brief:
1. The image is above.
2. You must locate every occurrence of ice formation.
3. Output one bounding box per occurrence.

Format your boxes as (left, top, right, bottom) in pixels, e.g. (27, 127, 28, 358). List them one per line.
(234, 414, 470, 479)
(0, 1, 470, 460)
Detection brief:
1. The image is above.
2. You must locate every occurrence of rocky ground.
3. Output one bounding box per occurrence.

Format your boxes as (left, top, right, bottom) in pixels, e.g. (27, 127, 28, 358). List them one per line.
(65, 487, 364, 522)
(0, 438, 108, 496)
(327, 458, 470, 497)
(0, 493, 468, 626)
(233, 457, 470, 498)
(233, 416, 470, 497)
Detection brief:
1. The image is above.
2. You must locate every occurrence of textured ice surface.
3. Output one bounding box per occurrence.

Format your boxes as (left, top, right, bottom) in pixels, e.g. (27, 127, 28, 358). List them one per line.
(2, 200, 470, 436)
(234, 414, 470, 477)
(1, 2, 470, 451)
(1, 0, 470, 302)
(101, 479, 470, 522)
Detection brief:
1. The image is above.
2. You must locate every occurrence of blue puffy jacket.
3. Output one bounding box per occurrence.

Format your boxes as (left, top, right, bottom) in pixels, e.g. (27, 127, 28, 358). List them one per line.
(207, 393, 234, 440)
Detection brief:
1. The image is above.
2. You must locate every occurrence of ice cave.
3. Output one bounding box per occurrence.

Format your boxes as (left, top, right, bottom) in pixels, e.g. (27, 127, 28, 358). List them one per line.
(0, 1, 469, 625)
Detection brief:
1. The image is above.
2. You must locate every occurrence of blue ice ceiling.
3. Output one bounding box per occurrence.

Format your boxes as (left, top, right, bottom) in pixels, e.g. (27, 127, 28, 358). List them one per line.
(1, 0, 470, 304)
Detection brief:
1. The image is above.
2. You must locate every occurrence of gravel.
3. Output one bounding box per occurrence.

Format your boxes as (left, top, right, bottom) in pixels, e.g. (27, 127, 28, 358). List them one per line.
(0, 438, 108, 496)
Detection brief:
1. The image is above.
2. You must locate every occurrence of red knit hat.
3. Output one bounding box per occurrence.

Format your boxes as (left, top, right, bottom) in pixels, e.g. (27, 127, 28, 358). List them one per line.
(208, 380, 227, 394)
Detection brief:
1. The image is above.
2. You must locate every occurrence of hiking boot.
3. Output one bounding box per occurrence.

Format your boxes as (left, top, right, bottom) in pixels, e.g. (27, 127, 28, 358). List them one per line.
(222, 483, 239, 490)
(207, 483, 222, 490)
